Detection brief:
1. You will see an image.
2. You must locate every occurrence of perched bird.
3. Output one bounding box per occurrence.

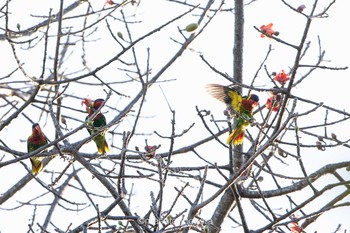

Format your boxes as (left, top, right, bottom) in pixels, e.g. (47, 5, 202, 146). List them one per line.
(82, 98, 110, 155)
(27, 123, 48, 175)
(206, 84, 259, 145)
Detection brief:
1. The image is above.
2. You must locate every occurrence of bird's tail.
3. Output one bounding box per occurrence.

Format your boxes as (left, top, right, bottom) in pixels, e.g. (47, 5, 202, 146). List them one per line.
(226, 127, 245, 145)
(98, 140, 110, 155)
(30, 157, 43, 175)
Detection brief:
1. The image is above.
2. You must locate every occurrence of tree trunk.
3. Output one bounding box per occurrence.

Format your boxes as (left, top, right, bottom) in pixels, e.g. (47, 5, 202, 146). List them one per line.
(209, 1, 245, 232)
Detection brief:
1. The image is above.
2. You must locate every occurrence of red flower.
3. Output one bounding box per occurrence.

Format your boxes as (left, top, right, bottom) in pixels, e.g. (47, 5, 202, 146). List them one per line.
(289, 215, 303, 233)
(260, 23, 279, 38)
(81, 97, 92, 113)
(145, 145, 158, 158)
(266, 93, 282, 112)
(274, 70, 290, 85)
(289, 221, 303, 233)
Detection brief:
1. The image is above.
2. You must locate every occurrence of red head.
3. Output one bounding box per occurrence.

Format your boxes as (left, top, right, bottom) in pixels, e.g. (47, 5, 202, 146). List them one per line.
(91, 99, 105, 111)
(242, 94, 259, 110)
(32, 123, 43, 136)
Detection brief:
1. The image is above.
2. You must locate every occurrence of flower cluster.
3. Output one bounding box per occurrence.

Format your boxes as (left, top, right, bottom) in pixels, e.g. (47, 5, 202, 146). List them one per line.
(289, 215, 304, 233)
(274, 70, 290, 85)
(81, 97, 92, 113)
(145, 145, 158, 158)
(266, 93, 283, 112)
(259, 23, 290, 112)
(264, 70, 290, 111)
(260, 23, 279, 38)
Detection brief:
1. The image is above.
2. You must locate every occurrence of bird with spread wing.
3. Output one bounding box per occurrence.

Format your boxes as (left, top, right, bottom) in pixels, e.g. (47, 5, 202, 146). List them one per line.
(206, 84, 259, 145)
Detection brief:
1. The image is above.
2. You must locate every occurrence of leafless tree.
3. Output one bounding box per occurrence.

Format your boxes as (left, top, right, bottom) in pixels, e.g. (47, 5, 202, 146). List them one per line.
(0, 0, 349, 232)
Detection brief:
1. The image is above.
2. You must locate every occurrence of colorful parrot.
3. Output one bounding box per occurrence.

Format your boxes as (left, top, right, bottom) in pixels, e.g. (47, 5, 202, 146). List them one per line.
(82, 98, 110, 155)
(206, 84, 259, 145)
(27, 123, 48, 175)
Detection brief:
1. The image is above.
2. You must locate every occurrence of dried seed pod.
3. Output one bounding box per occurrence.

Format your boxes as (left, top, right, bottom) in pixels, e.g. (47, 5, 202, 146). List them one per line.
(273, 31, 280, 36)
(331, 133, 337, 140)
(316, 141, 326, 151)
(297, 4, 306, 13)
(278, 148, 285, 157)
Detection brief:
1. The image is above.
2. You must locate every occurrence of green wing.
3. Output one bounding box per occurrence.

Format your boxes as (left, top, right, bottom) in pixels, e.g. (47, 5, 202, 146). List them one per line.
(27, 136, 48, 153)
(87, 113, 106, 135)
(27, 135, 48, 175)
(93, 114, 107, 128)
(86, 113, 109, 154)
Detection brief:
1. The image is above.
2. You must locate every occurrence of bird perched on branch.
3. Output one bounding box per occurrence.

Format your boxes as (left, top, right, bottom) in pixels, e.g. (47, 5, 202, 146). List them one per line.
(206, 84, 259, 145)
(82, 98, 110, 155)
(27, 123, 48, 175)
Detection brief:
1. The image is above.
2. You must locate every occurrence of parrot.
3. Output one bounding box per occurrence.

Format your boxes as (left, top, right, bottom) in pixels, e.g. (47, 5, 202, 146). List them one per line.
(27, 123, 48, 175)
(82, 98, 110, 155)
(206, 84, 259, 145)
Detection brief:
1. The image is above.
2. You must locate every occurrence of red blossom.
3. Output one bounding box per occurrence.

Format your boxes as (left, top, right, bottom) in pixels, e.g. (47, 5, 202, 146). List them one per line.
(145, 145, 158, 158)
(289, 221, 303, 233)
(274, 70, 290, 85)
(289, 215, 303, 233)
(260, 23, 279, 38)
(81, 97, 92, 113)
(266, 93, 282, 112)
